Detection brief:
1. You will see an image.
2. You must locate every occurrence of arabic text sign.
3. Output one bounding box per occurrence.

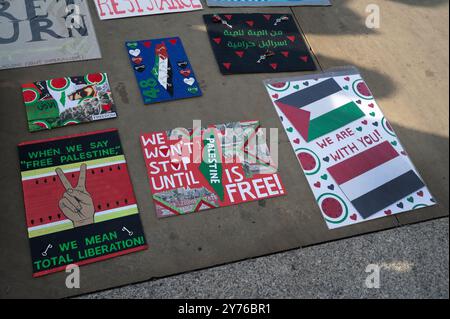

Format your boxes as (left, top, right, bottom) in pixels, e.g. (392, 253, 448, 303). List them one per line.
(140, 121, 286, 218)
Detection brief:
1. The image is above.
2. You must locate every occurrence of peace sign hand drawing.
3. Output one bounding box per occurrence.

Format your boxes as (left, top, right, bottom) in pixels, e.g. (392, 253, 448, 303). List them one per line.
(55, 164, 95, 227)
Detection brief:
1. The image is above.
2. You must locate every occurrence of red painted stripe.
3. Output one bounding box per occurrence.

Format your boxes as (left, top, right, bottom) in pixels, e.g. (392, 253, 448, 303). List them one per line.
(22, 163, 137, 228)
(32, 245, 148, 278)
(327, 141, 399, 185)
(18, 128, 118, 146)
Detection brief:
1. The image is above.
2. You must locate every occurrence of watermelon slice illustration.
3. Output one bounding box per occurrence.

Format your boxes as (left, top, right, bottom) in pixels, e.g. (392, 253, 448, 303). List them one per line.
(31, 120, 51, 130)
(63, 120, 80, 126)
(267, 81, 290, 92)
(317, 193, 348, 224)
(22, 87, 40, 105)
(47, 77, 71, 91)
(296, 148, 321, 175)
(84, 73, 106, 85)
(382, 117, 396, 137)
(352, 79, 373, 100)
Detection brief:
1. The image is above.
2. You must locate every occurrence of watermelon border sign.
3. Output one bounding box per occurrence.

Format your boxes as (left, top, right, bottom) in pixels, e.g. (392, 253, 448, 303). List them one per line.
(140, 120, 286, 218)
(21, 73, 118, 132)
(18, 129, 148, 277)
(264, 66, 436, 229)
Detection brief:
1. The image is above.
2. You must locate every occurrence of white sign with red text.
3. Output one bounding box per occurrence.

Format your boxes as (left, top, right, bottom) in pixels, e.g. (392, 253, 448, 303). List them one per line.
(93, 0, 203, 20)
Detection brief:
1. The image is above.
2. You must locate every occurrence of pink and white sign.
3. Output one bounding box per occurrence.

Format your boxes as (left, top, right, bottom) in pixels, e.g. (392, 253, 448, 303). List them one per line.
(93, 0, 203, 20)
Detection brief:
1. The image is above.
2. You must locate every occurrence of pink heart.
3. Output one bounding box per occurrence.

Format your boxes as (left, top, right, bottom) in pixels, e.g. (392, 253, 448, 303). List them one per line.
(293, 138, 300, 144)
(314, 182, 321, 188)
(344, 77, 350, 81)
(361, 120, 368, 125)
(384, 209, 392, 215)
(272, 94, 279, 99)
(368, 103, 375, 108)
(350, 214, 357, 221)
(417, 191, 424, 197)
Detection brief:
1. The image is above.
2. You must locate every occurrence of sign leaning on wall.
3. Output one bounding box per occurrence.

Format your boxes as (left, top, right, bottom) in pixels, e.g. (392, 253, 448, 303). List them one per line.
(264, 66, 436, 229)
(0, 0, 101, 70)
(19, 129, 148, 277)
(93, 0, 203, 20)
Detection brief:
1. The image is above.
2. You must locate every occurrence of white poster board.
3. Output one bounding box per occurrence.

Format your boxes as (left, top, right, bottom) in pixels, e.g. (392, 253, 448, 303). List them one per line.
(0, 0, 101, 70)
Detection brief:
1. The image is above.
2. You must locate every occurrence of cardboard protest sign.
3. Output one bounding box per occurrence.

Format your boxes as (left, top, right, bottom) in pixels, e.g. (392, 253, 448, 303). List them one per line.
(203, 13, 316, 74)
(22, 73, 117, 132)
(206, 0, 331, 7)
(18, 129, 147, 277)
(264, 67, 435, 229)
(93, 0, 203, 20)
(140, 121, 286, 218)
(126, 37, 202, 104)
(0, 0, 101, 70)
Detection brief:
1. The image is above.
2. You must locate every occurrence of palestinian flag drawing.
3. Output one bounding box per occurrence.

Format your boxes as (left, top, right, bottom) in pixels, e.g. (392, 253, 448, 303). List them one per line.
(153, 43, 174, 96)
(274, 78, 365, 142)
(327, 141, 425, 218)
(140, 121, 286, 219)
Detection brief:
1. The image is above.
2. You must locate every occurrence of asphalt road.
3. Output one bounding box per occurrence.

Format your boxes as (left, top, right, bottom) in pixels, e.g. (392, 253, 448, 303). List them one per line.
(80, 217, 449, 299)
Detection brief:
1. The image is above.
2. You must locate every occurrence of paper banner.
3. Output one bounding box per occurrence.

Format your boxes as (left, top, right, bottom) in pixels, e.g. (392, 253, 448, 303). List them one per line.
(140, 121, 286, 218)
(18, 129, 147, 277)
(264, 67, 436, 229)
(93, 0, 203, 20)
(203, 13, 316, 74)
(0, 0, 101, 70)
(22, 73, 117, 132)
(206, 0, 331, 7)
(126, 37, 202, 104)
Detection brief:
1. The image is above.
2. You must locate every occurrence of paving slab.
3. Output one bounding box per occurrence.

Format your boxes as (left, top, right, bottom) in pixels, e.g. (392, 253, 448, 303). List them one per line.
(0, 1, 447, 298)
(80, 218, 449, 299)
